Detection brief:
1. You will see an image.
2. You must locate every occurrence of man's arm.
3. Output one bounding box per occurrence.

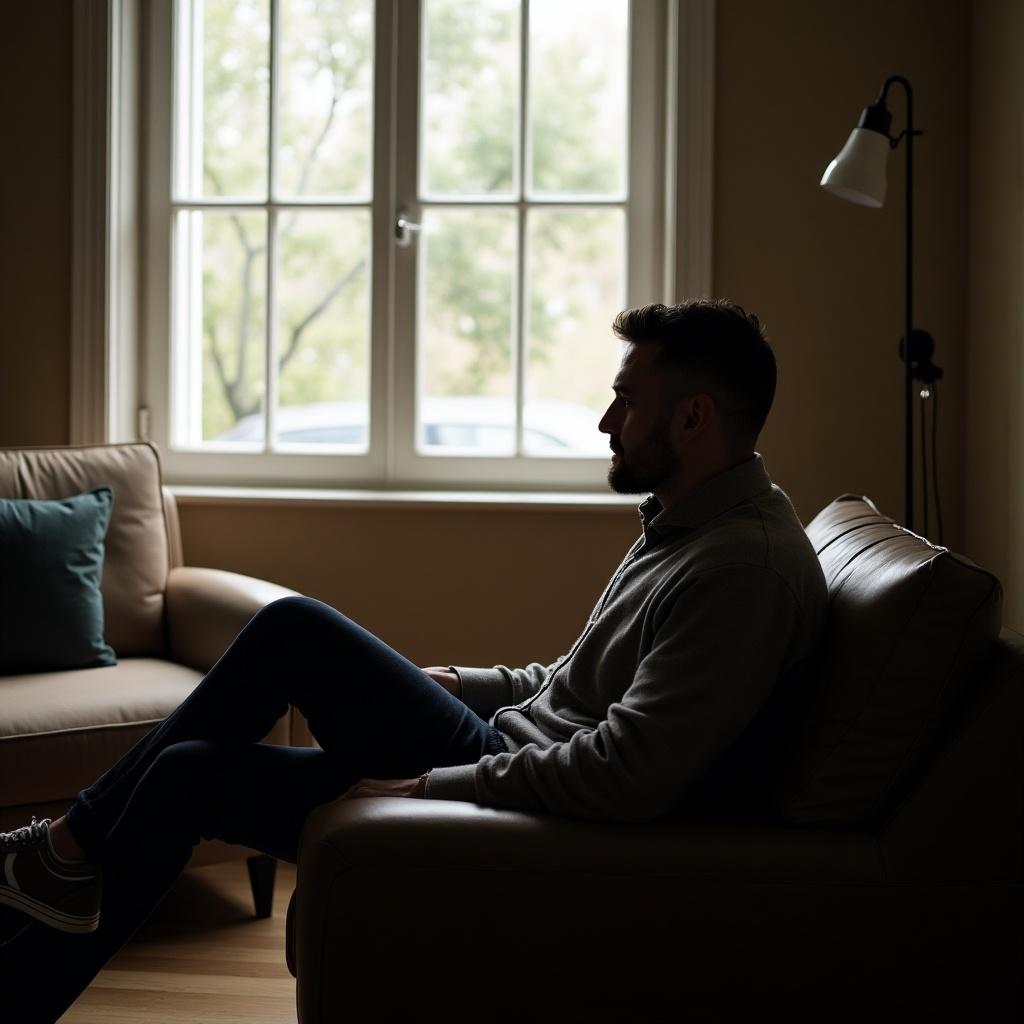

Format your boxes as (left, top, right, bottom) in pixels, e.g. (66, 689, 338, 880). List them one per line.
(424, 660, 562, 718)
(425, 565, 808, 821)
(342, 661, 559, 802)
(339, 661, 559, 803)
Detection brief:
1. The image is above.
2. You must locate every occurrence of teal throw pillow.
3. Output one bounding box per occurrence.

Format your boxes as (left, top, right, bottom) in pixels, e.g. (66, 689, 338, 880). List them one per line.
(0, 487, 117, 674)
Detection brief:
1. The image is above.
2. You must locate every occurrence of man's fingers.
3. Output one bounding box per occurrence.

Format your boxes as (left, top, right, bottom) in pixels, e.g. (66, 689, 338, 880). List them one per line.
(341, 777, 425, 800)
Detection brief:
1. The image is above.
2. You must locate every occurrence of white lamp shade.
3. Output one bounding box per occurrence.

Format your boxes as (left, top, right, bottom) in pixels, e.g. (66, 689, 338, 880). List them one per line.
(820, 127, 890, 208)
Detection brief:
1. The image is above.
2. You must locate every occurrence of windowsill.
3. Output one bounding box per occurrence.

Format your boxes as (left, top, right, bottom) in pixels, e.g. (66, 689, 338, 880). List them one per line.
(169, 484, 641, 513)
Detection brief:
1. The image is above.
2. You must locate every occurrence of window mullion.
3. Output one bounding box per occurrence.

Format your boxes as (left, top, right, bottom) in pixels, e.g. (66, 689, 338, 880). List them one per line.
(265, 0, 281, 454)
(188, 0, 203, 198)
(389, 0, 422, 481)
(265, 210, 279, 454)
(514, 0, 530, 458)
(514, 214, 527, 459)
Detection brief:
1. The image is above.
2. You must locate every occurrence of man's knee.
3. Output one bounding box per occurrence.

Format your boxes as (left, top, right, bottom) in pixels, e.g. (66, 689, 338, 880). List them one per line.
(249, 594, 314, 632)
(248, 595, 343, 645)
(146, 739, 225, 789)
(109, 741, 232, 849)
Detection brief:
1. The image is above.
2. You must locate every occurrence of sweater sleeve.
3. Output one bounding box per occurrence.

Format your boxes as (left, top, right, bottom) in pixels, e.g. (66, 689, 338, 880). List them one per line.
(428, 565, 804, 820)
(450, 658, 561, 720)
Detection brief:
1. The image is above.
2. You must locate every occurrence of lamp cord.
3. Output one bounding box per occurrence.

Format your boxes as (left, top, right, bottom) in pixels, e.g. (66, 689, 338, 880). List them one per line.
(918, 380, 945, 546)
(920, 392, 929, 538)
(932, 379, 944, 545)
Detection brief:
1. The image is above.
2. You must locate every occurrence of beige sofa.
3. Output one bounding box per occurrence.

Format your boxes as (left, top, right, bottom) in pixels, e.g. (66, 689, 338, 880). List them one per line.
(286, 496, 1022, 1022)
(0, 443, 299, 915)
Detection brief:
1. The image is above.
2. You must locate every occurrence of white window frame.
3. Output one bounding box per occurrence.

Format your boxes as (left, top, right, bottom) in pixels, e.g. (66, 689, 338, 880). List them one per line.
(71, 0, 141, 446)
(72, 0, 715, 493)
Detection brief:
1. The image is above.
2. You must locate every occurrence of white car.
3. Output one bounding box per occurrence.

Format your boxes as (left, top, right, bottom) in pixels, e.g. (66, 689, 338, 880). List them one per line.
(214, 396, 610, 456)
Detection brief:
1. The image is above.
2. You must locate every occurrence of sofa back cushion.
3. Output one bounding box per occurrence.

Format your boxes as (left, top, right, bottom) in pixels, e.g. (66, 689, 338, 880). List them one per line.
(770, 495, 1002, 827)
(0, 444, 170, 656)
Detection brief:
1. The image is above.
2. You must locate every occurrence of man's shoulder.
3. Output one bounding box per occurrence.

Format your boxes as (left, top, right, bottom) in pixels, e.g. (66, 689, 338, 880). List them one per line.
(675, 486, 825, 607)
(683, 484, 800, 557)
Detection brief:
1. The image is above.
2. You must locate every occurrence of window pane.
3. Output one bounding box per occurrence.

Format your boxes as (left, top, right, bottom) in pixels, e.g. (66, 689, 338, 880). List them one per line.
(528, 0, 628, 197)
(181, 0, 269, 198)
(421, 0, 519, 198)
(277, 211, 371, 448)
(180, 210, 267, 445)
(418, 209, 516, 454)
(525, 208, 625, 456)
(277, 0, 374, 198)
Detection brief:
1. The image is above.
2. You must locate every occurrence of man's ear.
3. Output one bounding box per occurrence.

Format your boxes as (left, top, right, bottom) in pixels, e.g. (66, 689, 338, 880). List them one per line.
(673, 393, 716, 444)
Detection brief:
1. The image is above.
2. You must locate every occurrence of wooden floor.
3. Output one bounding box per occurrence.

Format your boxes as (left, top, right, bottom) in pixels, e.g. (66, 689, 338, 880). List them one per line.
(61, 860, 298, 1024)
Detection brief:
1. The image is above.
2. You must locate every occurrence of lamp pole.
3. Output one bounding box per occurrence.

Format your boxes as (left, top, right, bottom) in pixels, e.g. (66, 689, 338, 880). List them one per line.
(884, 75, 915, 532)
(821, 76, 941, 536)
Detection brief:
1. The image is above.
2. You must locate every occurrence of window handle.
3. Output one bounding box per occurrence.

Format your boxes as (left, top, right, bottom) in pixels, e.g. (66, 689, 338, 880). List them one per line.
(395, 209, 422, 248)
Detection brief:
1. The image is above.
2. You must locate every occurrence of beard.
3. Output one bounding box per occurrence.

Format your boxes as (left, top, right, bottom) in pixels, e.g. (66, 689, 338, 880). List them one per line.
(607, 420, 679, 495)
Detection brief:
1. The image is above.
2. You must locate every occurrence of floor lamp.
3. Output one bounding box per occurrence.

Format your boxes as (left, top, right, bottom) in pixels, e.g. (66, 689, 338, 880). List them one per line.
(819, 76, 943, 537)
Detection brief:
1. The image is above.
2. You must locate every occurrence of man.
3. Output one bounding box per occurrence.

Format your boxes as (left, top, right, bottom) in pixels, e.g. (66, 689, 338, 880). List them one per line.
(0, 299, 827, 1022)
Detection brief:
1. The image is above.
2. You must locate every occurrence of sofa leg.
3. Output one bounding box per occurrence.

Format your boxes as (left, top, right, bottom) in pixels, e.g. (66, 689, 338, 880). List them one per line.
(246, 854, 277, 919)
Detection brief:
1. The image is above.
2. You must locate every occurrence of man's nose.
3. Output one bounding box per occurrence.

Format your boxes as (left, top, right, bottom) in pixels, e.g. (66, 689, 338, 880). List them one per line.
(598, 404, 616, 435)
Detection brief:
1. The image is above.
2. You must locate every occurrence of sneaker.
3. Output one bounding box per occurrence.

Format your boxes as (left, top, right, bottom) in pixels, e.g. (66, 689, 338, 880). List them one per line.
(0, 818, 101, 933)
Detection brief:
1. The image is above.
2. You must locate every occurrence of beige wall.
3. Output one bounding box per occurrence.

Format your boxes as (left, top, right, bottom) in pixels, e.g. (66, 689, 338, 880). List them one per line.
(716, 0, 969, 542)
(966, 0, 1024, 629)
(0, 4, 72, 446)
(0, 1, 987, 649)
(178, 500, 638, 667)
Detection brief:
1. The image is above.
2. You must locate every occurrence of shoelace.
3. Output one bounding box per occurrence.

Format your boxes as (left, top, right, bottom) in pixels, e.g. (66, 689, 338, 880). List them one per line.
(0, 816, 51, 849)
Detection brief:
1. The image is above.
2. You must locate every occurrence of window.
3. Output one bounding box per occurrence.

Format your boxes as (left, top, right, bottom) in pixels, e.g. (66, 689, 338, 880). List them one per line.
(132, 0, 710, 489)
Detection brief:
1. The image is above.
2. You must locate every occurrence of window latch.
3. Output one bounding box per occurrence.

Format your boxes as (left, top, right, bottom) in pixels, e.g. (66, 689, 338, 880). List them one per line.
(395, 209, 422, 248)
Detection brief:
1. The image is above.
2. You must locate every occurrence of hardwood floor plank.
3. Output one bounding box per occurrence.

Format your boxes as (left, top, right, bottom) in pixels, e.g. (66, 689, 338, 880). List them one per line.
(107, 950, 291, 972)
(81, 972, 291, 996)
(59, 860, 298, 1024)
(64, 990, 297, 1024)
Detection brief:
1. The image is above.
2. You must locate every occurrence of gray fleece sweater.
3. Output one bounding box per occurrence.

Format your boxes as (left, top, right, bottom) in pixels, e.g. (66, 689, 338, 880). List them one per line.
(424, 454, 828, 822)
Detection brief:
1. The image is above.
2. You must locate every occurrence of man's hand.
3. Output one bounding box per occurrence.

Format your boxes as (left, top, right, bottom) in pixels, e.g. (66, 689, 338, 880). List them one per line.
(423, 666, 460, 697)
(340, 775, 430, 800)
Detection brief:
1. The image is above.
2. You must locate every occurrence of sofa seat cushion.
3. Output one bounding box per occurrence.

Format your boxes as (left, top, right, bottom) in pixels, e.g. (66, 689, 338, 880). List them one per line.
(770, 495, 1003, 827)
(0, 444, 171, 657)
(0, 658, 202, 807)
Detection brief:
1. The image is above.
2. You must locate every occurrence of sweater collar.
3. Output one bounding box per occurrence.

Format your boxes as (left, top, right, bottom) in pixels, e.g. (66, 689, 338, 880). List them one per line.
(638, 453, 772, 537)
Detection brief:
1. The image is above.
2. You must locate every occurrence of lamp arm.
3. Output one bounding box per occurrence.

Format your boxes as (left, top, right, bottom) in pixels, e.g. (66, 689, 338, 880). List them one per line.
(872, 78, 922, 148)
(878, 74, 912, 106)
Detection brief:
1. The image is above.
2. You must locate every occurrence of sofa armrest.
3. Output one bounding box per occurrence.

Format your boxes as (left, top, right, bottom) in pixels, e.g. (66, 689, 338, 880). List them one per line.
(292, 799, 884, 1020)
(165, 565, 297, 673)
(297, 797, 881, 884)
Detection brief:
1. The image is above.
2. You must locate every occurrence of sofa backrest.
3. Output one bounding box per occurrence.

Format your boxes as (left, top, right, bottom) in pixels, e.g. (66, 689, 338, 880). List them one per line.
(876, 627, 1024, 882)
(769, 494, 1003, 827)
(0, 443, 172, 657)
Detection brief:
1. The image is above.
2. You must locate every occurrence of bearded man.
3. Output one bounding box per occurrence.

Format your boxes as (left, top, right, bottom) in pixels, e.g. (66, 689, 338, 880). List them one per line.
(0, 299, 827, 1023)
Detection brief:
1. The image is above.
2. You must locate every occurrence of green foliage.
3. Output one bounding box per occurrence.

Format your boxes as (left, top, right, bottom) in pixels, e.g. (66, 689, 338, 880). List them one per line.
(422, 210, 514, 397)
(423, 0, 518, 195)
(200, 0, 269, 198)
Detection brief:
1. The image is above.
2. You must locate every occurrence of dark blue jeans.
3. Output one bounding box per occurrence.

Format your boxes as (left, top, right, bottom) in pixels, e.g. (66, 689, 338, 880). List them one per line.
(1, 596, 506, 1023)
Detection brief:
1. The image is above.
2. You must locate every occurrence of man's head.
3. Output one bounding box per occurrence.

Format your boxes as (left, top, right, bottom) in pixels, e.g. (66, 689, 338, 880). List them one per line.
(598, 299, 776, 502)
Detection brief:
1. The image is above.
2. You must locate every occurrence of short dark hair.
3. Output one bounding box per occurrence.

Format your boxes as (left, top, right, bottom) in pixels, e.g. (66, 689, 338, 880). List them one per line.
(612, 299, 777, 448)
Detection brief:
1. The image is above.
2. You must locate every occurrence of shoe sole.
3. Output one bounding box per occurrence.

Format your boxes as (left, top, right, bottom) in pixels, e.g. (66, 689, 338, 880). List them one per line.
(0, 884, 99, 934)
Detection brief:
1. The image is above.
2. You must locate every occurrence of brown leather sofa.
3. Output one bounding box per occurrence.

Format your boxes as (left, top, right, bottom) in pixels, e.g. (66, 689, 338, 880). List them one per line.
(0, 443, 299, 914)
(286, 495, 1023, 1022)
